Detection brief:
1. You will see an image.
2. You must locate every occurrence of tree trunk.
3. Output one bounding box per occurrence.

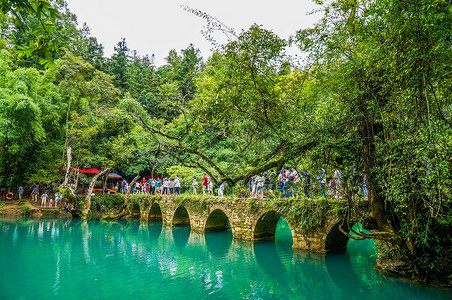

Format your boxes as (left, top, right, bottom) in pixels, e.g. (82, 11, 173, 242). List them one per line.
(124, 175, 140, 209)
(82, 167, 109, 219)
(102, 174, 108, 194)
(61, 134, 77, 195)
(102, 175, 140, 220)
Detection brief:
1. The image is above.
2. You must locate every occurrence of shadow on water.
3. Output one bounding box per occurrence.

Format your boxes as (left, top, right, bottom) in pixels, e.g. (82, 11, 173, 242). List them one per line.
(141, 222, 162, 245)
(253, 217, 292, 277)
(254, 241, 287, 277)
(172, 226, 191, 250)
(325, 224, 376, 297)
(205, 229, 232, 258)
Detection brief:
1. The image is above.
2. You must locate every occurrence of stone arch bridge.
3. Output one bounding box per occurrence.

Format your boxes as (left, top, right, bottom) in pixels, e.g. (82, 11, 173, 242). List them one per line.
(131, 195, 366, 253)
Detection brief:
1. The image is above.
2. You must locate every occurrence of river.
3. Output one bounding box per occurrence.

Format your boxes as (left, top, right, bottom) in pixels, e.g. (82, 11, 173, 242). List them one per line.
(0, 218, 449, 299)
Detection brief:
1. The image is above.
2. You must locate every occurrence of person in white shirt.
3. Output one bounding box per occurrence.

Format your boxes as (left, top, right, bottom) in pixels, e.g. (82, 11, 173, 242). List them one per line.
(333, 168, 343, 199)
(174, 175, 181, 195)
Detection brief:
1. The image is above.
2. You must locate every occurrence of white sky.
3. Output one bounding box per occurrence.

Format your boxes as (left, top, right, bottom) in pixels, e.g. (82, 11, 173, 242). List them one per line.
(65, 0, 322, 67)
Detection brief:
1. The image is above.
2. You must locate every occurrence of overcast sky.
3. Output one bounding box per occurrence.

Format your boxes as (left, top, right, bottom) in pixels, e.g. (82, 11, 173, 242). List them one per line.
(65, 0, 322, 66)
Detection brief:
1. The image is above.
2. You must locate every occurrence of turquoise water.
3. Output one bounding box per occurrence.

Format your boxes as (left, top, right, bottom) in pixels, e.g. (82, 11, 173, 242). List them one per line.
(0, 218, 449, 299)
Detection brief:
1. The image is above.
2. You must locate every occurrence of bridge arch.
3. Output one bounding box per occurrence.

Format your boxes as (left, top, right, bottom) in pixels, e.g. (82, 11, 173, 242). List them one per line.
(323, 221, 349, 252)
(252, 210, 294, 242)
(130, 203, 140, 218)
(148, 203, 163, 222)
(172, 206, 191, 227)
(205, 207, 231, 232)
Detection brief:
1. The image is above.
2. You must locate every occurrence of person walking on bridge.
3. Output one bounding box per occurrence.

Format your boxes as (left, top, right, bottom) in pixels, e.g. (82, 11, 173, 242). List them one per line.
(202, 174, 208, 196)
(174, 175, 181, 195)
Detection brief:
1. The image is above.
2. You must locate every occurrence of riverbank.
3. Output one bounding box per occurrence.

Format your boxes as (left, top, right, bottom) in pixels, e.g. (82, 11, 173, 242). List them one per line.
(0, 199, 70, 218)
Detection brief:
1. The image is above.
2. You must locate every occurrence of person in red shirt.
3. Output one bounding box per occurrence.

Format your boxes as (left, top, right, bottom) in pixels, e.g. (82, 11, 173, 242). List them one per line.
(202, 174, 208, 196)
(140, 178, 147, 193)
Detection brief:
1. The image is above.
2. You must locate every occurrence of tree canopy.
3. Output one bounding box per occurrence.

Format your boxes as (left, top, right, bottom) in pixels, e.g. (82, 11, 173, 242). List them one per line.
(0, 0, 450, 285)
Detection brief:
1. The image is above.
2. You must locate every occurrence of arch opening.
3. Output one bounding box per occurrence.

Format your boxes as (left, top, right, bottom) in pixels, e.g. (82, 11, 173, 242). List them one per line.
(149, 203, 162, 222)
(172, 206, 190, 227)
(324, 223, 350, 252)
(254, 211, 290, 241)
(130, 204, 140, 218)
(205, 209, 230, 232)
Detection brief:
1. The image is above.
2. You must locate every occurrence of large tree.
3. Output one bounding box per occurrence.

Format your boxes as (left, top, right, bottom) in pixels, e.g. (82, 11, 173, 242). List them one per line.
(124, 25, 316, 185)
(296, 0, 451, 283)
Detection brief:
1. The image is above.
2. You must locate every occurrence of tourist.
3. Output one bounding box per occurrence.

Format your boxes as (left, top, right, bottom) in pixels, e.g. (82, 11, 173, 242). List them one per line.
(162, 178, 168, 196)
(207, 177, 213, 196)
(32, 184, 39, 202)
(140, 178, 147, 193)
(277, 170, 284, 195)
(202, 174, 208, 196)
(121, 179, 127, 194)
(328, 178, 336, 200)
(150, 179, 155, 195)
(155, 178, 161, 195)
(146, 181, 150, 194)
(268, 169, 277, 198)
(174, 175, 181, 195)
(362, 170, 369, 200)
(291, 168, 301, 198)
(41, 191, 48, 207)
(333, 168, 343, 199)
(192, 176, 198, 195)
(135, 181, 140, 194)
(169, 179, 174, 195)
(264, 172, 270, 197)
(255, 174, 264, 199)
(317, 168, 326, 196)
(54, 191, 60, 207)
(251, 175, 257, 198)
(124, 181, 129, 194)
(18, 186, 24, 201)
(218, 178, 225, 198)
(63, 202, 70, 213)
(283, 167, 292, 197)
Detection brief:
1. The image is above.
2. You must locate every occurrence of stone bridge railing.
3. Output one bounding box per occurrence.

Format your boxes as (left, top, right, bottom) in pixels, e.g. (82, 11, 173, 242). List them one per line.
(130, 195, 366, 253)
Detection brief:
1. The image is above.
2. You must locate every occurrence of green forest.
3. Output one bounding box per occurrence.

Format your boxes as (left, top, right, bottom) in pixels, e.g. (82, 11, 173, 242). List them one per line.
(0, 0, 451, 285)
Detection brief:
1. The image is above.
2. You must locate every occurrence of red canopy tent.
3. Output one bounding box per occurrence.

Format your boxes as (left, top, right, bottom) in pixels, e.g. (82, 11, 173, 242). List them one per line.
(78, 168, 101, 174)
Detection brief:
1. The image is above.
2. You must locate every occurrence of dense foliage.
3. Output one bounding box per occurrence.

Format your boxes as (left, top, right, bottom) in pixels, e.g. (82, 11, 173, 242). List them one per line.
(0, 0, 450, 284)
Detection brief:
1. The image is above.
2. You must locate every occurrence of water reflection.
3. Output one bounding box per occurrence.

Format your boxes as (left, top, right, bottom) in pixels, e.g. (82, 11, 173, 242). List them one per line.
(254, 241, 287, 276)
(205, 230, 232, 258)
(139, 221, 162, 246)
(325, 249, 372, 297)
(0, 218, 450, 300)
(172, 226, 190, 250)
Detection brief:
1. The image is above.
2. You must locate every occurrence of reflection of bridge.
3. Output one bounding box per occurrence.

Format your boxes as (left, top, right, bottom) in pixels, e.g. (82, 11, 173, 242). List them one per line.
(133, 196, 361, 253)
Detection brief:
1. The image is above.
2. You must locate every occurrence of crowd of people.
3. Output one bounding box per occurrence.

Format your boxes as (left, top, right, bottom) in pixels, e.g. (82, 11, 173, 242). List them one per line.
(116, 167, 368, 201)
(247, 167, 369, 200)
(119, 174, 227, 198)
(120, 176, 182, 196)
(25, 183, 63, 207)
(11, 167, 369, 202)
